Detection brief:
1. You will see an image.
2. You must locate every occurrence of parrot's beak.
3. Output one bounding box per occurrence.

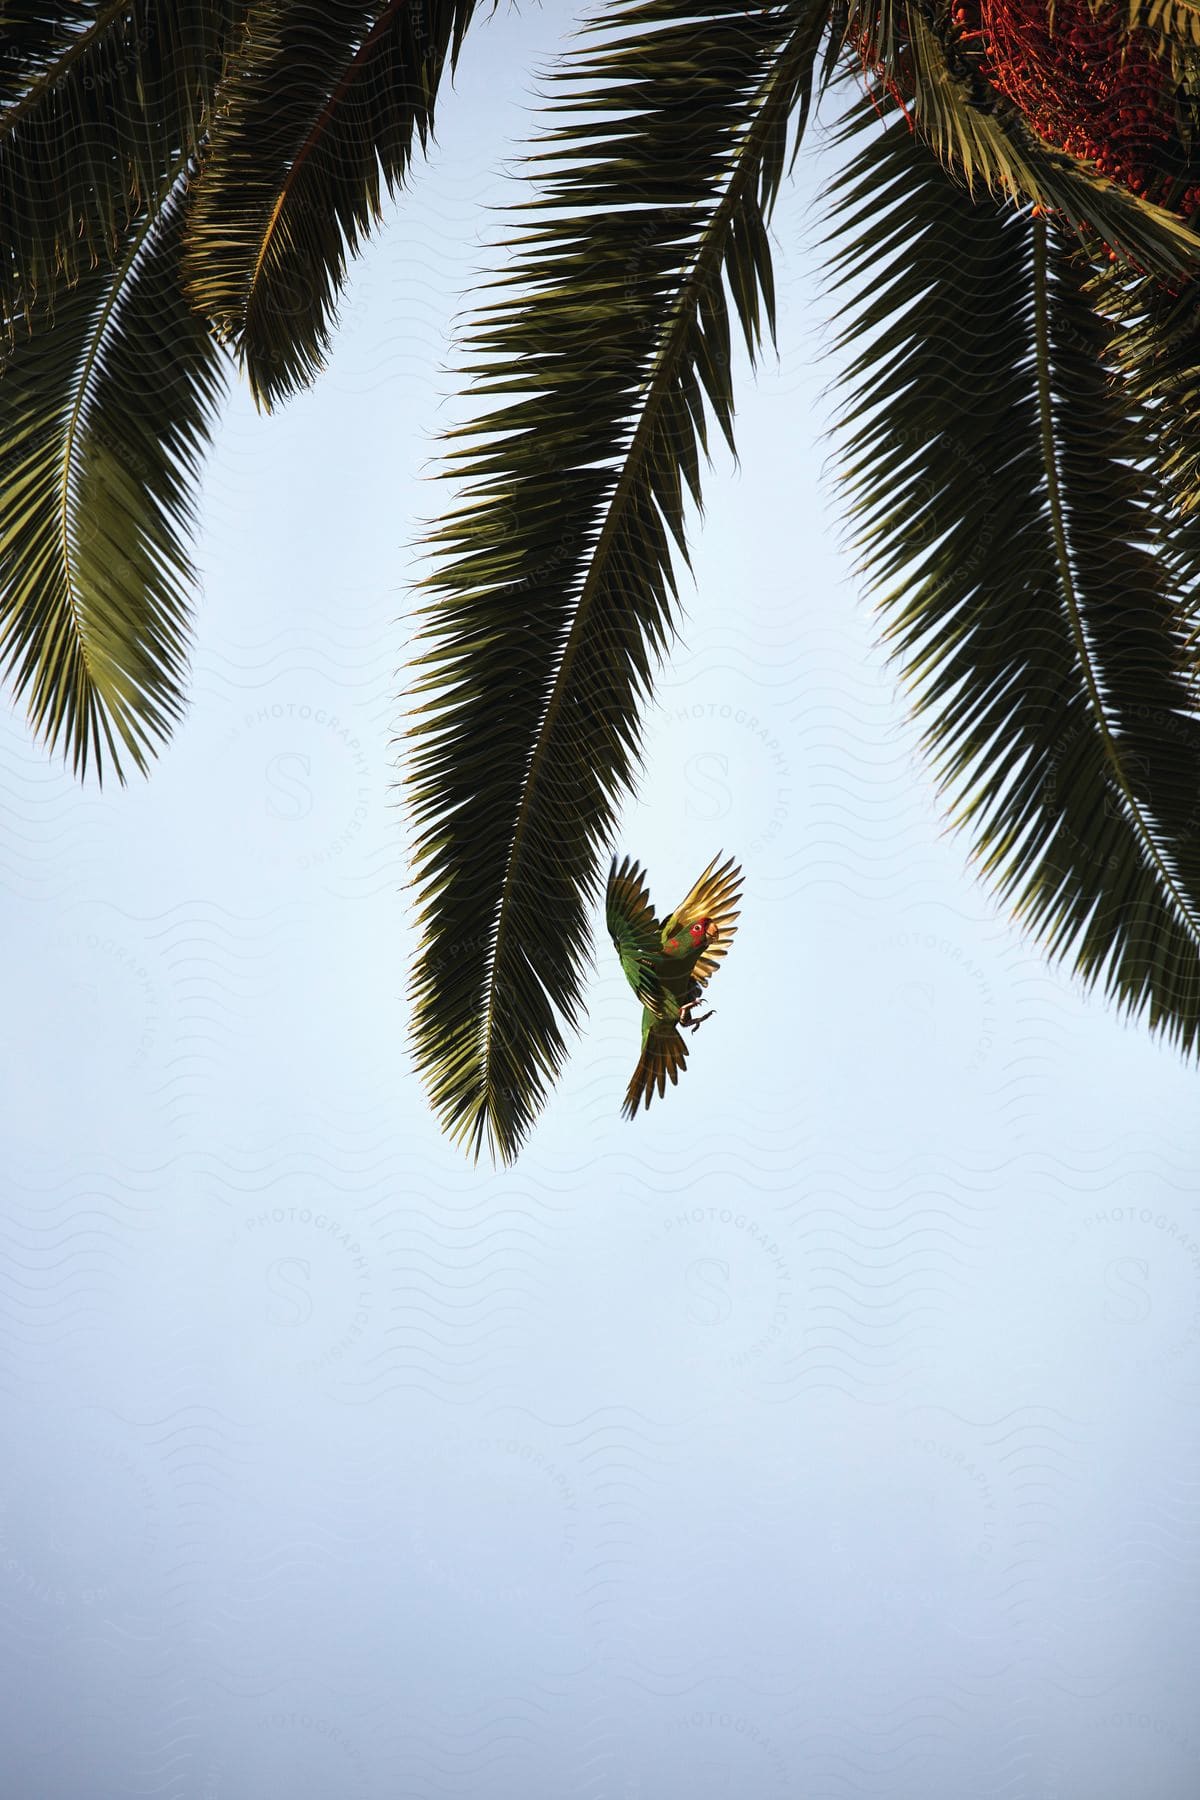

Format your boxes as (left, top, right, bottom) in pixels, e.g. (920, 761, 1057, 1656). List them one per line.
(707, 922, 719, 942)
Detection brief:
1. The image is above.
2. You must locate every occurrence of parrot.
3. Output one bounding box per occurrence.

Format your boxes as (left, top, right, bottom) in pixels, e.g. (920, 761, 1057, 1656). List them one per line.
(605, 851, 743, 1118)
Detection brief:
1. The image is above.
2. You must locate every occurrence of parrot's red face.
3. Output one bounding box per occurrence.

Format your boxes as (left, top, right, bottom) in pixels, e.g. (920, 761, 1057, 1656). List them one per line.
(664, 918, 715, 957)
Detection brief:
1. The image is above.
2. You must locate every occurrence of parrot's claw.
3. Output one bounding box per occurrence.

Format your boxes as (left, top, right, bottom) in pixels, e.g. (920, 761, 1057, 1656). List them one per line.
(680, 1006, 714, 1034)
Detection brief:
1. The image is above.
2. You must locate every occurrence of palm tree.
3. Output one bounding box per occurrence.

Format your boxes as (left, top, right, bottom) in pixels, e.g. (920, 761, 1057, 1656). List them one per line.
(6, 1, 1200, 1163)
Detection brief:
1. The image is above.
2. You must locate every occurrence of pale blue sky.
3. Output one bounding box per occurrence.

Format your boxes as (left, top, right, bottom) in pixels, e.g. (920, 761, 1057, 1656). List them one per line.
(2, 6, 1199, 1796)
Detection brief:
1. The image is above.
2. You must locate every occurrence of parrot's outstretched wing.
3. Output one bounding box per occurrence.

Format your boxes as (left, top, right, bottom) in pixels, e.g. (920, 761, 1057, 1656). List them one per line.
(606, 855, 669, 1017)
(659, 852, 743, 984)
(622, 1021, 689, 1118)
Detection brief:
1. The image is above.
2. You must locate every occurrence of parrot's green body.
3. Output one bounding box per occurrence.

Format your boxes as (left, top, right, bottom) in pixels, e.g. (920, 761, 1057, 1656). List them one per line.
(605, 852, 743, 1117)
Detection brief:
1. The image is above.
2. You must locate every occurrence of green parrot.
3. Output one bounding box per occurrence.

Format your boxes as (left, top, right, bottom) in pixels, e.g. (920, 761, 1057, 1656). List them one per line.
(605, 851, 743, 1118)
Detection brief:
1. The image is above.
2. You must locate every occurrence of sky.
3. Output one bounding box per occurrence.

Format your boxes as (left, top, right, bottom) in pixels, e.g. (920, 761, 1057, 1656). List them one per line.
(3, 5, 1200, 1796)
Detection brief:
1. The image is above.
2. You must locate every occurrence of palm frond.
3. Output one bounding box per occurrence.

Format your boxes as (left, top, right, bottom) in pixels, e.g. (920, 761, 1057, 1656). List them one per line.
(1094, 261, 1200, 525)
(818, 1, 853, 99)
(0, 164, 229, 782)
(1085, 0, 1200, 51)
(0, 0, 245, 328)
(821, 83, 1200, 1054)
(181, 0, 481, 410)
(1089, 258, 1200, 691)
(847, 3, 1200, 282)
(406, 0, 832, 1165)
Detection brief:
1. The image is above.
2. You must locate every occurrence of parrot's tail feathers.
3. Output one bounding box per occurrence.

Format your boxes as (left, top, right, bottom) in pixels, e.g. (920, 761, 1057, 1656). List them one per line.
(621, 1025, 688, 1119)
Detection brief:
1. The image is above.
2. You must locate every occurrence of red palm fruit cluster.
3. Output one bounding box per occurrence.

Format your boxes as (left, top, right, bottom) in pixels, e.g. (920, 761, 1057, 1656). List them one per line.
(950, 0, 1200, 219)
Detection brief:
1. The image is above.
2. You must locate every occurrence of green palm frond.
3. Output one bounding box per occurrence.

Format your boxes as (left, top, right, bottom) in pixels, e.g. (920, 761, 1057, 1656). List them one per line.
(1088, 0, 1200, 51)
(1094, 263, 1200, 526)
(1090, 260, 1200, 673)
(818, 1, 852, 97)
(0, 0, 245, 328)
(0, 163, 229, 782)
(406, 0, 832, 1165)
(181, 0, 481, 410)
(850, 3, 1200, 281)
(821, 82, 1200, 1053)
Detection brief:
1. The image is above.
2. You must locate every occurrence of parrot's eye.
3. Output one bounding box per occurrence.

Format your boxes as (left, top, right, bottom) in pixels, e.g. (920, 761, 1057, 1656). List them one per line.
(690, 916, 712, 943)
